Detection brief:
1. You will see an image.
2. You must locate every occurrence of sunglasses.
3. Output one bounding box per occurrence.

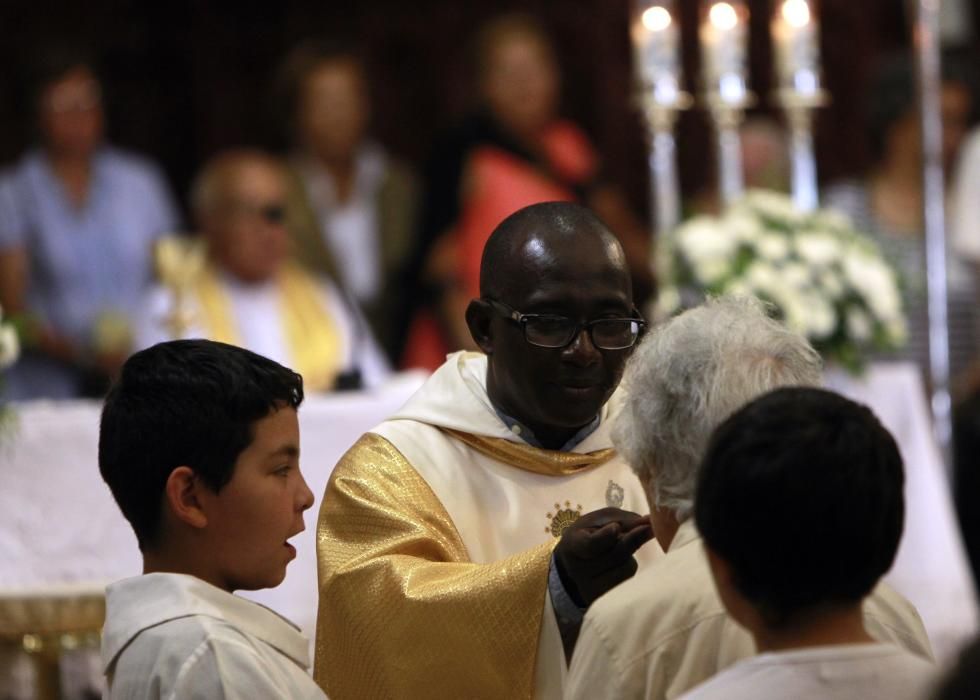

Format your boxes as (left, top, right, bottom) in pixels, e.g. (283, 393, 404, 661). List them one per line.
(223, 201, 287, 225)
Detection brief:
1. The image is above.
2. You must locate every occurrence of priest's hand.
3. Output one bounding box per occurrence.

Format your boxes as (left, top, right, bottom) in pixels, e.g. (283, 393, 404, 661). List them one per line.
(553, 508, 653, 608)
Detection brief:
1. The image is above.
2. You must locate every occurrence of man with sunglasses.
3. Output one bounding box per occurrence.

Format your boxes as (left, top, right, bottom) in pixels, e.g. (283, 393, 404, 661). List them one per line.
(133, 149, 389, 391)
(314, 202, 657, 699)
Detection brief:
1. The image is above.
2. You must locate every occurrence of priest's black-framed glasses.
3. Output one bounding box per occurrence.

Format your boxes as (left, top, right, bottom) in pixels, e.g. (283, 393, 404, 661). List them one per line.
(484, 299, 646, 350)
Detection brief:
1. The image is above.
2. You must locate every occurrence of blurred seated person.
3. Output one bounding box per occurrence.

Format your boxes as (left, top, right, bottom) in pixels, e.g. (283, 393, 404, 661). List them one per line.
(134, 149, 389, 391)
(679, 387, 937, 700)
(824, 53, 978, 383)
(688, 116, 790, 215)
(0, 47, 179, 399)
(401, 13, 653, 370)
(565, 297, 932, 700)
(279, 42, 417, 361)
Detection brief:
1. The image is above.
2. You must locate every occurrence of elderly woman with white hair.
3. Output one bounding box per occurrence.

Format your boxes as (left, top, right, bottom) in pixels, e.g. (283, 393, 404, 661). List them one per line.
(564, 296, 934, 700)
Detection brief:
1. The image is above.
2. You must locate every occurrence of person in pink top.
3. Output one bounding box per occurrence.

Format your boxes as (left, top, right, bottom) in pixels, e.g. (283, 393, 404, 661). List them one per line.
(401, 13, 651, 370)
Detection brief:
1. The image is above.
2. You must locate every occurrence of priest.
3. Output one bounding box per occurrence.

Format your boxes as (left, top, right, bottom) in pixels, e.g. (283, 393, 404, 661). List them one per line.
(314, 201, 658, 698)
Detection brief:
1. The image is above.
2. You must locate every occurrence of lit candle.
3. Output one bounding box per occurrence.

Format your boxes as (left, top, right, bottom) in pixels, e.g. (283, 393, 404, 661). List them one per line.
(700, 0, 749, 104)
(632, 1, 681, 105)
(772, 0, 820, 95)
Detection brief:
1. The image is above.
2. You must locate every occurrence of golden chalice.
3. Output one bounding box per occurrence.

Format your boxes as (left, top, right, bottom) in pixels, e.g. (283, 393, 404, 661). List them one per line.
(154, 235, 206, 338)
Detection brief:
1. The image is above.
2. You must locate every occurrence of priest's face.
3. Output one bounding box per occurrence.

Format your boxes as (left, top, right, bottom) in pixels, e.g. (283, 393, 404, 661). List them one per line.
(484, 232, 634, 447)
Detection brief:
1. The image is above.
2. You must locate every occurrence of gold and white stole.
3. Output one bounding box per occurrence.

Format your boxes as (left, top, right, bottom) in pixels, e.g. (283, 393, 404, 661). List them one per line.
(192, 262, 343, 390)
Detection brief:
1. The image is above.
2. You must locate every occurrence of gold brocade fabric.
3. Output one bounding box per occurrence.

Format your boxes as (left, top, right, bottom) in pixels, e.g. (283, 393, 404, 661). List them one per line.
(441, 428, 616, 476)
(193, 262, 343, 390)
(315, 433, 555, 700)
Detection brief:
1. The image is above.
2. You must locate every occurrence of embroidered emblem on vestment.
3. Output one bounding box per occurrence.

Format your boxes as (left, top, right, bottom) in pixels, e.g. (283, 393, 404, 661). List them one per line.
(605, 480, 625, 508)
(545, 501, 583, 537)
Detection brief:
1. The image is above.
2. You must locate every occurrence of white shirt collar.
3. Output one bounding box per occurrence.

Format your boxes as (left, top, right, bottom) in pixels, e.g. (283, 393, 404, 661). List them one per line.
(102, 572, 309, 672)
(669, 518, 701, 553)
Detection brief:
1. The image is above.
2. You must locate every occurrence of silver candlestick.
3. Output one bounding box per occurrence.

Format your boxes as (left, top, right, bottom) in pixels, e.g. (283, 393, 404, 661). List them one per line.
(700, 0, 753, 207)
(914, 0, 952, 467)
(632, 0, 692, 241)
(772, 0, 828, 212)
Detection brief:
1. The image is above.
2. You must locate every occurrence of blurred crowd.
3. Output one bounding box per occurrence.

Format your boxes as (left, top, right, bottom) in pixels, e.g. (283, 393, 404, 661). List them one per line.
(4, 13, 980, 409)
(0, 16, 651, 401)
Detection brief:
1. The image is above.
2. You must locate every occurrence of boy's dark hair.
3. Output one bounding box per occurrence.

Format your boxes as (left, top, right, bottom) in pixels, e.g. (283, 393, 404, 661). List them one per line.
(694, 387, 904, 627)
(99, 340, 304, 551)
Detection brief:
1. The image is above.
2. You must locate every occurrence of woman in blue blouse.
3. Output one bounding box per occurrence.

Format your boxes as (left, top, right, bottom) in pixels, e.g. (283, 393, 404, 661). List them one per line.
(0, 49, 179, 399)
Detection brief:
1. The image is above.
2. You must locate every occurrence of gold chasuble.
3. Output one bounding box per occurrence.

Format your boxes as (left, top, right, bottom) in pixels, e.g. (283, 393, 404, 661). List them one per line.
(193, 262, 343, 390)
(315, 352, 661, 699)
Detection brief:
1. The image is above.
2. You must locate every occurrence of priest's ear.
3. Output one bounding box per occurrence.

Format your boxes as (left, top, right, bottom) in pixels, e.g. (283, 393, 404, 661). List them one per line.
(465, 299, 495, 355)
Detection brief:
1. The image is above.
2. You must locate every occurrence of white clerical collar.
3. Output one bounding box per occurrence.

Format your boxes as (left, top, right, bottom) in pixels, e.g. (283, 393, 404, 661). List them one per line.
(390, 351, 621, 453)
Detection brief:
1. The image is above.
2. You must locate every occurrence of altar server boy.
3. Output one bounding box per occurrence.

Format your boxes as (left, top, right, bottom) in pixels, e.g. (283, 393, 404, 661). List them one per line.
(681, 387, 935, 700)
(98, 339, 326, 698)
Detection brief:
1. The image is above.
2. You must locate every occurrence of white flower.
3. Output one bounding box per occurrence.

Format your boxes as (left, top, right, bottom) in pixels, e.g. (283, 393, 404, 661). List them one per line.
(0, 324, 19, 369)
(691, 257, 731, 286)
(745, 261, 780, 295)
(842, 255, 902, 321)
(816, 269, 845, 299)
(722, 279, 753, 298)
(780, 262, 813, 290)
(754, 233, 791, 261)
(676, 217, 737, 263)
(796, 232, 841, 267)
(772, 287, 835, 340)
(726, 211, 763, 244)
(742, 189, 804, 225)
(780, 295, 810, 336)
(798, 293, 837, 339)
(845, 309, 873, 343)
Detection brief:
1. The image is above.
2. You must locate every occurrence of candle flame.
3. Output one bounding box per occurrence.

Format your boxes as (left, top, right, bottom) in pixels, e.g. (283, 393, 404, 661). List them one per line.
(641, 6, 672, 32)
(781, 0, 810, 28)
(709, 2, 739, 31)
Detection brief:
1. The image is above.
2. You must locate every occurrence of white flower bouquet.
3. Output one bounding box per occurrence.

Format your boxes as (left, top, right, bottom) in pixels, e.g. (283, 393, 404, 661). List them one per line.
(657, 190, 907, 373)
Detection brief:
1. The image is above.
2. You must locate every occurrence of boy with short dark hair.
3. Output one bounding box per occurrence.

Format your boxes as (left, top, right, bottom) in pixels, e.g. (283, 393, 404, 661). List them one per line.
(98, 339, 325, 698)
(682, 387, 935, 700)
